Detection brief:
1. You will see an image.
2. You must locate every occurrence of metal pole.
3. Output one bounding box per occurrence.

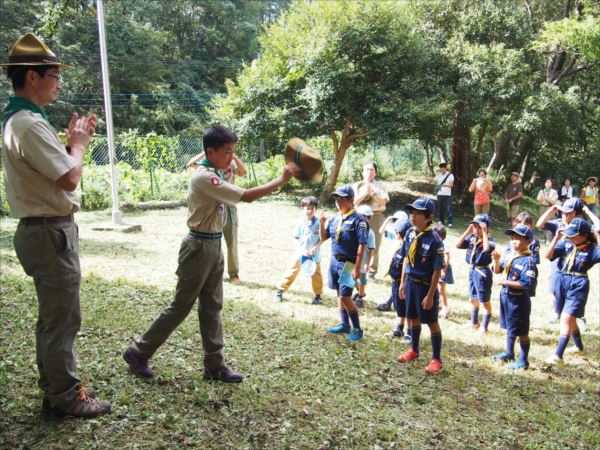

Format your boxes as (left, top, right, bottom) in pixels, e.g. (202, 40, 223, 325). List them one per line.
(97, 0, 123, 225)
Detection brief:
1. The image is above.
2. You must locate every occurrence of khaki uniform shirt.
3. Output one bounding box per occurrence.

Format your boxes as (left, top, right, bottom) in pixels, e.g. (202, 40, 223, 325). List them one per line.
(353, 180, 389, 213)
(2, 110, 77, 218)
(187, 165, 246, 233)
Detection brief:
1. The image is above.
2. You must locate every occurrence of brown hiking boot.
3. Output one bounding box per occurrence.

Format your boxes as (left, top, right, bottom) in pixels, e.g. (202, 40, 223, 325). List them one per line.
(57, 385, 111, 418)
(42, 386, 96, 417)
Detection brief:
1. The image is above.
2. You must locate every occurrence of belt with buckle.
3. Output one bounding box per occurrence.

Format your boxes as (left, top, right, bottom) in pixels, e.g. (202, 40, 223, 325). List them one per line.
(20, 215, 73, 226)
(408, 275, 430, 286)
(565, 272, 588, 278)
(188, 230, 222, 240)
(334, 255, 357, 264)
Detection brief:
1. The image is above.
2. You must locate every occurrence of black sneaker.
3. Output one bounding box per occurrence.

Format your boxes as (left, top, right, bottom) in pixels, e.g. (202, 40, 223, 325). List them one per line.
(354, 296, 364, 308)
(311, 295, 321, 305)
(376, 302, 391, 312)
(273, 289, 283, 302)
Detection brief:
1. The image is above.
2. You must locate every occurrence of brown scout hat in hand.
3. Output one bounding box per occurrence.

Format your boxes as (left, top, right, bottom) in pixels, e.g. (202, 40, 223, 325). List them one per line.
(284, 138, 323, 183)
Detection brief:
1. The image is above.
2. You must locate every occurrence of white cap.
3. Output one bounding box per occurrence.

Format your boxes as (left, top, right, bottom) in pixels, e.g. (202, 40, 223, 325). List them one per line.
(357, 205, 374, 216)
(392, 211, 408, 222)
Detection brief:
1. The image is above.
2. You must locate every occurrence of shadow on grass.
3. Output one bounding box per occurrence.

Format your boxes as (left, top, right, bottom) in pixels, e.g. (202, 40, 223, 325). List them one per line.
(1, 265, 598, 449)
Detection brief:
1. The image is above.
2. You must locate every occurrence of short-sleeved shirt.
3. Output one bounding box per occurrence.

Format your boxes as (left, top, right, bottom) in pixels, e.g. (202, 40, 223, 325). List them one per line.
(187, 166, 246, 233)
(503, 238, 540, 265)
(458, 234, 496, 266)
(500, 253, 537, 290)
(360, 228, 376, 267)
(505, 182, 523, 205)
(353, 180, 389, 213)
(400, 227, 444, 279)
(434, 172, 454, 196)
(325, 211, 369, 258)
(552, 241, 600, 275)
(2, 110, 77, 217)
(294, 216, 321, 262)
(388, 246, 405, 280)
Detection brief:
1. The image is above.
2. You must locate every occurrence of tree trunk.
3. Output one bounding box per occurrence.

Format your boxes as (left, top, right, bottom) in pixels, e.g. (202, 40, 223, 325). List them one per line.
(321, 122, 366, 201)
(487, 127, 511, 172)
(257, 138, 266, 162)
(508, 133, 535, 174)
(450, 107, 471, 193)
(471, 122, 488, 177)
(425, 145, 434, 176)
(436, 141, 449, 163)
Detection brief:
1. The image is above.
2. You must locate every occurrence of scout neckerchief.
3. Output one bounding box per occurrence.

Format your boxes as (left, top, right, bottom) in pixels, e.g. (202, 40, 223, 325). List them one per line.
(2, 96, 50, 126)
(565, 242, 589, 273)
(470, 236, 483, 264)
(197, 158, 224, 180)
(408, 225, 432, 267)
(335, 208, 356, 241)
(503, 249, 532, 279)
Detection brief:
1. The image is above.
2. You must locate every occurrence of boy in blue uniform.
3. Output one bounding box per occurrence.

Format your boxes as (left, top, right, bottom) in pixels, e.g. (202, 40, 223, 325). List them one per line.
(352, 205, 377, 308)
(536, 198, 599, 327)
(513, 212, 540, 298)
(320, 185, 369, 341)
(545, 218, 600, 364)
(456, 214, 495, 334)
(397, 198, 445, 373)
(274, 196, 323, 305)
(387, 219, 413, 340)
(491, 225, 538, 370)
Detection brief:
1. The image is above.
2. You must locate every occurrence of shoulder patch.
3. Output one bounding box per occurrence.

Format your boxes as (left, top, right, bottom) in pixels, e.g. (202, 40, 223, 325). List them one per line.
(211, 176, 222, 186)
(525, 270, 536, 278)
(359, 222, 367, 229)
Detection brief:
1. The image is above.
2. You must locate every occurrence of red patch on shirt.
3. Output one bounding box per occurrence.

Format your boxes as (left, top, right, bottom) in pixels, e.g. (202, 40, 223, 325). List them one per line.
(211, 176, 221, 186)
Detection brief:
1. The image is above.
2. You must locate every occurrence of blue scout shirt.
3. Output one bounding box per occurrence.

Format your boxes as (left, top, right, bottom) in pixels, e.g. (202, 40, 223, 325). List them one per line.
(551, 240, 600, 275)
(499, 252, 538, 293)
(325, 210, 369, 259)
(360, 228, 376, 270)
(504, 238, 541, 265)
(458, 234, 496, 266)
(400, 227, 444, 279)
(388, 246, 404, 280)
(294, 216, 321, 262)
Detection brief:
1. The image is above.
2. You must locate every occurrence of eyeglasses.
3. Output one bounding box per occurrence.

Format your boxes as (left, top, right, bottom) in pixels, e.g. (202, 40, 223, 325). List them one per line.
(46, 73, 63, 83)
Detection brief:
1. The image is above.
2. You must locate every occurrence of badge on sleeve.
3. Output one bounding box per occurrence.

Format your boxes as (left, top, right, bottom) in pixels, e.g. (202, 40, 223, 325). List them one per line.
(211, 176, 222, 186)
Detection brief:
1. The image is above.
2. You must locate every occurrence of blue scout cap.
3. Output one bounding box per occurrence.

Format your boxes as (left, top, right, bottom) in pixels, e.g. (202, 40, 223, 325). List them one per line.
(504, 224, 534, 240)
(332, 184, 354, 199)
(470, 214, 491, 228)
(564, 218, 591, 237)
(394, 219, 412, 238)
(357, 205, 374, 217)
(405, 197, 435, 216)
(558, 198, 584, 214)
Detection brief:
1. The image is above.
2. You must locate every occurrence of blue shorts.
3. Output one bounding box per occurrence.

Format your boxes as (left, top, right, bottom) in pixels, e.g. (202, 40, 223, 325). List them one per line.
(552, 270, 565, 314)
(499, 289, 531, 337)
(405, 276, 439, 324)
(439, 264, 454, 284)
(356, 272, 368, 286)
(469, 266, 492, 302)
(561, 274, 589, 318)
(328, 258, 354, 297)
(391, 279, 406, 318)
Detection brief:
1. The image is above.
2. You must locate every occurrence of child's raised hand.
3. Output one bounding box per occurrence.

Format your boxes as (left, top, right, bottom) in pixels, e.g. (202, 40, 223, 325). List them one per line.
(492, 250, 501, 260)
(319, 212, 327, 224)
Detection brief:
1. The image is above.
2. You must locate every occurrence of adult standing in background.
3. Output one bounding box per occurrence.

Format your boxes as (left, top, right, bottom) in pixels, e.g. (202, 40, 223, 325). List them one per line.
(505, 172, 523, 227)
(536, 178, 558, 243)
(581, 176, 598, 216)
(468, 169, 493, 216)
(353, 162, 389, 278)
(431, 162, 454, 228)
(558, 178, 574, 205)
(1, 33, 110, 417)
(188, 151, 247, 284)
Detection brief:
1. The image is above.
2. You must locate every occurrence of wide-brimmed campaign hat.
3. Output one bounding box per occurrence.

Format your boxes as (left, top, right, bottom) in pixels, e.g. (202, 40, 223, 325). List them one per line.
(284, 138, 323, 183)
(1, 33, 70, 68)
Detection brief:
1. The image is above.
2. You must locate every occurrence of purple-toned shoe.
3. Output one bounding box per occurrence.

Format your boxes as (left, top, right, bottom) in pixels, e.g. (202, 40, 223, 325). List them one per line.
(203, 365, 243, 383)
(123, 347, 154, 378)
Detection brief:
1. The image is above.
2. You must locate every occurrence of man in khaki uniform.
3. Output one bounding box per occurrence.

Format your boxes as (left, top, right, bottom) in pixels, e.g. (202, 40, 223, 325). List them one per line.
(353, 162, 389, 278)
(124, 125, 299, 382)
(2, 33, 111, 417)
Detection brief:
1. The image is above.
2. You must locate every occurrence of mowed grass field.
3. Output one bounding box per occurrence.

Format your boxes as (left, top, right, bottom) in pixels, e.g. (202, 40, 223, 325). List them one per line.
(1, 187, 599, 449)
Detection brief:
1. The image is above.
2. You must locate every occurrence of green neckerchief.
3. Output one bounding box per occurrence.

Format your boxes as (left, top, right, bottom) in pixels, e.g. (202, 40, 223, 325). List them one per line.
(2, 96, 50, 126)
(197, 158, 224, 180)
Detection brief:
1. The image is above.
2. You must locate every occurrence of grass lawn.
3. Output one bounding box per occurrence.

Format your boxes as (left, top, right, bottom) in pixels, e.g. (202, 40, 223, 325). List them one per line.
(1, 183, 599, 449)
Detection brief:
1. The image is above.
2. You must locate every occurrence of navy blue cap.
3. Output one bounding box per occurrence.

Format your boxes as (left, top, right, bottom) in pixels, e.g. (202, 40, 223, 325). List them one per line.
(470, 214, 491, 228)
(394, 219, 412, 238)
(504, 224, 534, 240)
(332, 184, 354, 199)
(558, 198, 584, 214)
(564, 218, 591, 237)
(405, 197, 435, 216)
